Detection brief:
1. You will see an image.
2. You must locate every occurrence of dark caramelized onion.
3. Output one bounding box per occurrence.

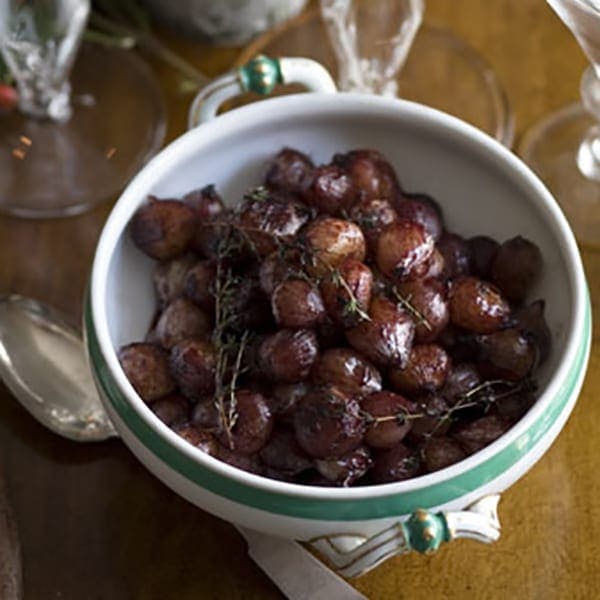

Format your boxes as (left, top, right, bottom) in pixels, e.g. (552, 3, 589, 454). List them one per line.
(122, 145, 547, 488)
(294, 386, 365, 459)
(236, 196, 309, 256)
(371, 444, 421, 484)
(490, 236, 543, 303)
(320, 258, 373, 328)
(259, 329, 319, 383)
(308, 164, 356, 215)
(311, 348, 382, 397)
(333, 149, 402, 202)
(130, 198, 196, 260)
(449, 277, 510, 334)
(265, 147, 314, 197)
(119, 343, 175, 402)
(169, 338, 216, 399)
(362, 391, 416, 449)
(272, 279, 325, 329)
(389, 344, 451, 395)
(376, 220, 435, 281)
(302, 217, 366, 277)
(315, 446, 372, 486)
(218, 390, 273, 455)
(346, 296, 415, 367)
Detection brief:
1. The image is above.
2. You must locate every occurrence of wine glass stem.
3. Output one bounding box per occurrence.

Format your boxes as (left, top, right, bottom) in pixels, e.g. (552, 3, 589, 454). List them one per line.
(16, 76, 71, 121)
(577, 65, 600, 180)
(0, 0, 91, 122)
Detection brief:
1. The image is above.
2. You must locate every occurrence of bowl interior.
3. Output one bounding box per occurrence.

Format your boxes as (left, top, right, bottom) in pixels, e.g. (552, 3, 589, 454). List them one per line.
(102, 96, 573, 399)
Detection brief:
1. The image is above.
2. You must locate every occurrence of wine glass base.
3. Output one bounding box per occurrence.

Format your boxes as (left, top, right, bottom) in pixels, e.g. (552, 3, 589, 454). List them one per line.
(0, 43, 166, 218)
(519, 102, 600, 248)
(237, 9, 513, 146)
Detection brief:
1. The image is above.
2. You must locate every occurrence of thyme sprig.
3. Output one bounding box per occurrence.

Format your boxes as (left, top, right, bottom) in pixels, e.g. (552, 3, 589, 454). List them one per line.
(277, 238, 371, 323)
(330, 267, 371, 322)
(212, 231, 251, 449)
(390, 285, 431, 331)
(361, 408, 425, 427)
(425, 378, 536, 440)
(362, 378, 535, 436)
(243, 185, 271, 203)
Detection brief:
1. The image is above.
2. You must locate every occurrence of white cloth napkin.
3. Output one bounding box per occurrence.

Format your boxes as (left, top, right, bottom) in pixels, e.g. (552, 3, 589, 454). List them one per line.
(237, 526, 368, 600)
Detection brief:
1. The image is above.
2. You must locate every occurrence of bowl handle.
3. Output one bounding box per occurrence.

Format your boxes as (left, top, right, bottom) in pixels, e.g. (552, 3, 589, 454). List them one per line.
(308, 494, 502, 578)
(187, 55, 337, 129)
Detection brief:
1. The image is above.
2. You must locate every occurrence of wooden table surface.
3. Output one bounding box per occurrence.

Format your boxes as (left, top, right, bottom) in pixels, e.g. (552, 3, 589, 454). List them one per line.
(1, 1, 598, 598)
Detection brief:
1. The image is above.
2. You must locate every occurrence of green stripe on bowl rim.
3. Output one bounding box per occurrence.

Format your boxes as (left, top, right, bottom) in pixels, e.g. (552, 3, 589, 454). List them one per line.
(85, 294, 591, 521)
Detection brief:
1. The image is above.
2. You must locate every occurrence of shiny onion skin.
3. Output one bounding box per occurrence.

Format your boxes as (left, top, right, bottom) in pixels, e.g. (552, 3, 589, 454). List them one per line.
(302, 217, 366, 277)
(308, 164, 356, 215)
(346, 296, 415, 368)
(271, 279, 325, 329)
(294, 386, 366, 459)
(349, 197, 399, 252)
(154, 297, 212, 349)
(218, 390, 274, 455)
(396, 278, 449, 343)
(396, 194, 443, 242)
(174, 423, 219, 455)
(437, 232, 471, 281)
(320, 258, 373, 328)
(169, 339, 217, 399)
(475, 328, 536, 381)
(118, 343, 176, 402)
(376, 220, 435, 281)
(236, 196, 309, 257)
(130, 198, 196, 260)
(362, 391, 417, 449)
(389, 344, 451, 395)
(448, 276, 510, 334)
(371, 443, 421, 484)
(259, 252, 295, 295)
(311, 348, 382, 397)
(153, 253, 197, 309)
(333, 149, 402, 203)
(258, 329, 319, 383)
(265, 147, 314, 198)
(452, 414, 512, 455)
(315, 446, 372, 486)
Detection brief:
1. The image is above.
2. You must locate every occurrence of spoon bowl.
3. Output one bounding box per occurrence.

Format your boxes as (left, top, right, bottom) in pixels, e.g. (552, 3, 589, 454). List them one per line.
(0, 295, 117, 442)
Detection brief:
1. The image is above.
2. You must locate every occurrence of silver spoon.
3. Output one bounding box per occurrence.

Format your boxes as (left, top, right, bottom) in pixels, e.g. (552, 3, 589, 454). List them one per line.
(0, 295, 117, 441)
(0, 294, 366, 600)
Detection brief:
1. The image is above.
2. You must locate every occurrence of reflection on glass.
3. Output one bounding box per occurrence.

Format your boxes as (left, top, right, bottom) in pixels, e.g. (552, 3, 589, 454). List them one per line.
(0, 0, 88, 120)
(320, 0, 423, 96)
(520, 0, 600, 246)
(0, 0, 165, 218)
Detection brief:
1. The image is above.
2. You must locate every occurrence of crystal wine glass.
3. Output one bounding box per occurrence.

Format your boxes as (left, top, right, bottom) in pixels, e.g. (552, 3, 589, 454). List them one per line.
(0, 0, 166, 218)
(520, 0, 600, 246)
(320, 0, 423, 97)
(239, 1, 513, 145)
